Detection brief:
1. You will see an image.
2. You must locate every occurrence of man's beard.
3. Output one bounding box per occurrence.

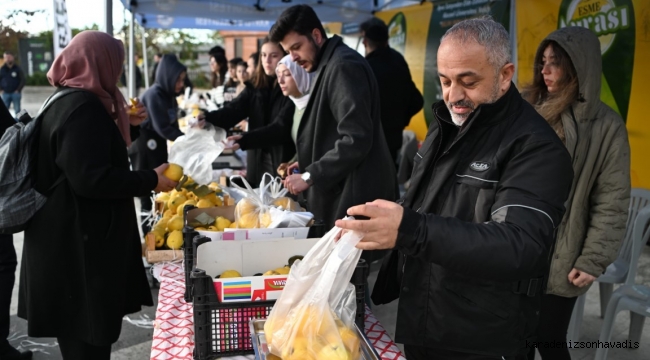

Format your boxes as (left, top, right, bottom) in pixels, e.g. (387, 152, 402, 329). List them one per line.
(446, 79, 501, 126)
(305, 37, 320, 73)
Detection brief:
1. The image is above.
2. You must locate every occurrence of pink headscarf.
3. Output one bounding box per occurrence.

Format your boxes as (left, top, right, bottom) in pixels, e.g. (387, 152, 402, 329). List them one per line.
(47, 31, 131, 145)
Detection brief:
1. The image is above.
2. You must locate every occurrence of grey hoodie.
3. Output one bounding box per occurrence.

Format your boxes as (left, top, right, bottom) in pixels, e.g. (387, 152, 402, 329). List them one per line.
(540, 27, 631, 297)
(140, 54, 186, 141)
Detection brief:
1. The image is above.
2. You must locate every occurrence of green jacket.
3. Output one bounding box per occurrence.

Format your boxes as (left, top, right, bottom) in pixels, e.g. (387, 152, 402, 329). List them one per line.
(541, 27, 631, 297)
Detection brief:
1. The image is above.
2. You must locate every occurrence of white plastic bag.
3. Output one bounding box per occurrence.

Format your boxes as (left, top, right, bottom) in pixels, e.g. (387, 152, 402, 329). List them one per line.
(168, 123, 226, 185)
(264, 221, 364, 360)
(229, 175, 274, 228)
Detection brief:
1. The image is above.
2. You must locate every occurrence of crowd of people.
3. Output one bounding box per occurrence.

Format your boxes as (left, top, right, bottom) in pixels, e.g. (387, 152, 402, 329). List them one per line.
(0, 3, 632, 360)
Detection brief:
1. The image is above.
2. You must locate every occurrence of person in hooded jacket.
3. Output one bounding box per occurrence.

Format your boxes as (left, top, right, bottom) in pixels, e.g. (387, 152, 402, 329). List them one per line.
(18, 31, 176, 360)
(204, 37, 295, 186)
(522, 27, 630, 360)
(128, 54, 187, 234)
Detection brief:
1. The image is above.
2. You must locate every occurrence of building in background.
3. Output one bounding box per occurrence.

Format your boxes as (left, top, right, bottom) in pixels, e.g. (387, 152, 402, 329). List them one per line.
(219, 31, 267, 61)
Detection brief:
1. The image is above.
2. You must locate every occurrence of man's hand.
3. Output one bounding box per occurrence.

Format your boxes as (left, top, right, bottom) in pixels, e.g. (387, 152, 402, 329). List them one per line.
(335, 200, 404, 250)
(153, 163, 178, 193)
(128, 99, 148, 126)
(283, 174, 310, 195)
(287, 162, 300, 174)
(225, 135, 242, 150)
(568, 268, 597, 288)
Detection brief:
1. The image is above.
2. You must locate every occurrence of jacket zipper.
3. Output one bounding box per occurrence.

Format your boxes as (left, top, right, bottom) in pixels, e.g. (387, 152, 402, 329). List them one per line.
(407, 111, 477, 275)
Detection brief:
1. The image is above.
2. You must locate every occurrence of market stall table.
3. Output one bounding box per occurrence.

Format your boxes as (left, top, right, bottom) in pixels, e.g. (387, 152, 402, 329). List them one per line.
(150, 262, 405, 360)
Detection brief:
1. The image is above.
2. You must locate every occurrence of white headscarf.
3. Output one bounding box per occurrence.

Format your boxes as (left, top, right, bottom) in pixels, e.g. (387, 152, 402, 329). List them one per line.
(277, 55, 314, 110)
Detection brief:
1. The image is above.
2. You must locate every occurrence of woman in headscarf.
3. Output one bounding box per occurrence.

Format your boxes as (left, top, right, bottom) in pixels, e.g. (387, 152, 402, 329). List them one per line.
(227, 55, 313, 181)
(18, 31, 176, 360)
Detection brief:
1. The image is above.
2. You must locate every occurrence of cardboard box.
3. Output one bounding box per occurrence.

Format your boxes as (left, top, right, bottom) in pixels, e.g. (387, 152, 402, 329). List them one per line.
(144, 232, 184, 264)
(196, 238, 319, 303)
(186, 206, 310, 241)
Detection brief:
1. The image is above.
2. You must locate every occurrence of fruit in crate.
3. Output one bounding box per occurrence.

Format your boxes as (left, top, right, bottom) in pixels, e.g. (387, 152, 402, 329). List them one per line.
(156, 192, 170, 203)
(196, 199, 213, 208)
(163, 163, 184, 182)
(219, 270, 242, 278)
(214, 216, 232, 231)
(208, 182, 222, 192)
(166, 230, 183, 250)
(167, 215, 184, 232)
(168, 194, 187, 214)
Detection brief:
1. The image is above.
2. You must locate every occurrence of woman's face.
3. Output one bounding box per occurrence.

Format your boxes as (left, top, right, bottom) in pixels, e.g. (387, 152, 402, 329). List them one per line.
(209, 57, 219, 73)
(247, 57, 256, 77)
(228, 63, 238, 80)
(175, 71, 187, 93)
(261, 43, 283, 77)
(276, 64, 301, 98)
(237, 65, 249, 83)
(541, 45, 564, 94)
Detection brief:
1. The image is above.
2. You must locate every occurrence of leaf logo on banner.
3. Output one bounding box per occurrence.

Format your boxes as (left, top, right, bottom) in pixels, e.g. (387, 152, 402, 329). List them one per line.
(388, 12, 407, 55)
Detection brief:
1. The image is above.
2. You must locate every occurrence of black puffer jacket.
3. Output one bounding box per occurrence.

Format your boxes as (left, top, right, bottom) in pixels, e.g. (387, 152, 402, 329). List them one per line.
(393, 84, 573, 356)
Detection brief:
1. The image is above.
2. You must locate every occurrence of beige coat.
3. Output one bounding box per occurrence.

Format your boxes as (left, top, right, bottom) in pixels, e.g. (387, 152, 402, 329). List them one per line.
(541, 27, 631, 298)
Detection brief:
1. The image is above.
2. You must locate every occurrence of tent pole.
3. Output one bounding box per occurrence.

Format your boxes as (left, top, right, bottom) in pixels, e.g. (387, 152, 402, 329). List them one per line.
(142, 28, 149, 89)
(103, 0, 113, 35)
(129, 8, 136, 99)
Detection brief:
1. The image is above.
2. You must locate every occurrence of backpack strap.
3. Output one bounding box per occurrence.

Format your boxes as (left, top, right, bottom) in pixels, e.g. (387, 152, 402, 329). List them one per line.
(36, 88, 87, 194)
(37, 88, 87, 118)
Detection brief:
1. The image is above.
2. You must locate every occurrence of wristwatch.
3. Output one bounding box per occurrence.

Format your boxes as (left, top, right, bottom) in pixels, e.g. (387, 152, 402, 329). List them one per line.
(301, 172, 314, 186)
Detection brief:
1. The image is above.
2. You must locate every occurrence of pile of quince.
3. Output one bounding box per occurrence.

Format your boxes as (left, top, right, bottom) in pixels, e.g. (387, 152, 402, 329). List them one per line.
(264, 305, 361, 360)
(235, 196, 301, 229)
(215, 256, 303, 279)
(149, 163, 229, 250)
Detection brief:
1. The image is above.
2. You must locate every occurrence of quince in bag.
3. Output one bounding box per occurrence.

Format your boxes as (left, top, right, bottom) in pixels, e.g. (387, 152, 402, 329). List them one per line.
(264, 222, 364, 360)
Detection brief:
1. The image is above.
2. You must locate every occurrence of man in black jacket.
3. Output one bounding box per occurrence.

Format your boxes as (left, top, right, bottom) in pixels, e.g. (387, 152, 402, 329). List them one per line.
(0, 100, 32, 359)
(0, 52, 25, 118)
(337, 18, 573, 359)
(271, 5, 396, 241)
(360, 18, 423, 165)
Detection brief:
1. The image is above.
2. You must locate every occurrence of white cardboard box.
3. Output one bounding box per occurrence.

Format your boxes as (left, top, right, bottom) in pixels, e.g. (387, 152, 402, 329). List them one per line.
(197, 227, 310, 241)
(196, 238, 319, 303)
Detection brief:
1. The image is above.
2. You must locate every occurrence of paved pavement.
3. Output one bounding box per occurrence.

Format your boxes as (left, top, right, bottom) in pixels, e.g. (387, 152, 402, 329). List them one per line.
(6, 87, 650, 359)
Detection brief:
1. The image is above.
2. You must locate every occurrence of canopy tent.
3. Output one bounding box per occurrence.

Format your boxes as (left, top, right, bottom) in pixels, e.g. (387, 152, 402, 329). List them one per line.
(119, 0, 424, 29)
(116, 0, 424, 96)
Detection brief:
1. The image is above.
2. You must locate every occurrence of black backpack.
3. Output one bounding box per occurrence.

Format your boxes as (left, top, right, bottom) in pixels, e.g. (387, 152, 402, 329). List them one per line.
(0, 89, 82, 234)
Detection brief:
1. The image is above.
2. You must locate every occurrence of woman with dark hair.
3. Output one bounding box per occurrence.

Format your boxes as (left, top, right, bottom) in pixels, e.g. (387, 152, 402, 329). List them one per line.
(204, 37, 295, 186)
(247, 52, 259, 79)
(522, 27, 630, 360)
(222, 57, 243, 105)
(209, 54, 228, 89)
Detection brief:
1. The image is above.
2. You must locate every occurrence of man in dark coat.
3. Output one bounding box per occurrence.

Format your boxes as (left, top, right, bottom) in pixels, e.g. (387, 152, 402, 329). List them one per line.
(0, 100, 31, 359)
(270, 5, 396, 243)
(360, 18, 423, 165)
(0, 52, 25, 117)
(337, 18, 573, 359)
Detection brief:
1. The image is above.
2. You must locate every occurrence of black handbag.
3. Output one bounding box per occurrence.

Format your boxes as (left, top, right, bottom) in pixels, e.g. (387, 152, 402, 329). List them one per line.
(370, 249, 405, 305)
